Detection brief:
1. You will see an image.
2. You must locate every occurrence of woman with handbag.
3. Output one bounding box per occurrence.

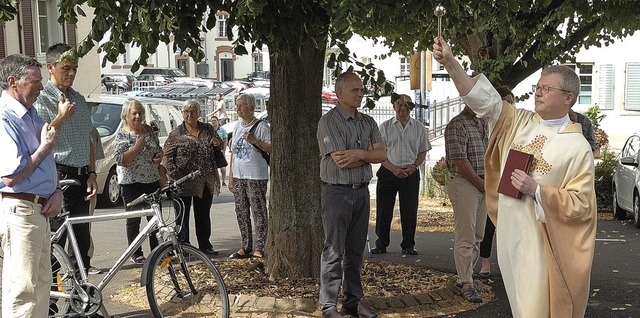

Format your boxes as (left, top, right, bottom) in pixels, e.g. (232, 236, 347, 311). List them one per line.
(163, 99, 221, 256)
(228, 93, 271, 259)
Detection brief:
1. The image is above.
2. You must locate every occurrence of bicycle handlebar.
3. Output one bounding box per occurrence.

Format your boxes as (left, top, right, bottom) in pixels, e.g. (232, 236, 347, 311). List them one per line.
(126, 170, 202, 208)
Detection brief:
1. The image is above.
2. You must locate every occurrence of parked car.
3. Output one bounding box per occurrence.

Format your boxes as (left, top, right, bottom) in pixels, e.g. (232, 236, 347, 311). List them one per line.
(322, 88, 338, 104)
(136, 74, 174, 85)
(89, 95, 184, 207)
(222, 103, 334, 141)
(612, 133, 640, 227)
(247, 71, 270, 82)
(222, 110, 269, 141)
(222, 80, 253, 92)
(101, 73, 136, 94)
(173, 77, 221, 88)
(138, 67, 187, 78)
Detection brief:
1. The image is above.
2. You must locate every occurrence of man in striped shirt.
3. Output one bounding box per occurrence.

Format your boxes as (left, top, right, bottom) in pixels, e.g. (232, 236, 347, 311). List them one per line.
(317, 72, 386, 318)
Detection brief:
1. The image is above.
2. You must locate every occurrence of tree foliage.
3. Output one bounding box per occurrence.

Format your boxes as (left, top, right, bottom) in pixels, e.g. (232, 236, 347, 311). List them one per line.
(3, 0, 640, 280)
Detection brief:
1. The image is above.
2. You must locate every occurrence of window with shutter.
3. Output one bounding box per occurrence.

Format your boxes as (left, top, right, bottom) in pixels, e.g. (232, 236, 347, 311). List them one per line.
(625, 63, 640, 110)
(598, 64, 614, 110)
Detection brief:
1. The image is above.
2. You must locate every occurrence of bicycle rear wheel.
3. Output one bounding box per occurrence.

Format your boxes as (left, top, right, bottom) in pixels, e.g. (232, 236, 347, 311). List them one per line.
(145, 243, 229, 317)
(49, 243, 75, 317)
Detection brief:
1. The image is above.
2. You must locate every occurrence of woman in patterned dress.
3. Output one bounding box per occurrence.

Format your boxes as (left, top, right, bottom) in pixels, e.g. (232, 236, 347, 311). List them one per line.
(163, 99, 221, 255)
(114, 98, 164, 263)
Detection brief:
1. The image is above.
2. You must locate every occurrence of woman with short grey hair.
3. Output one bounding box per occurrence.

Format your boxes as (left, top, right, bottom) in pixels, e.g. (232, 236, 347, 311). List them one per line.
(163, 99, 222, 255)
(228, 93, 271, 259)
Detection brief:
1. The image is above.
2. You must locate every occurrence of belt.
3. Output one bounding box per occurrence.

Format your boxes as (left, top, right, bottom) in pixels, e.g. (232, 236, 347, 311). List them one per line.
(323, 182, 369, 189)
(56, 164, 90, 176)
(1, 192, 47, 205)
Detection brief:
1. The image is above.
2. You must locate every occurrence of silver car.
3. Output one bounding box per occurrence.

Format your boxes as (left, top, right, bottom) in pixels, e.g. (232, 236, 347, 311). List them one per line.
(612, 133, 640, 227)
(89, 95, 184, 207)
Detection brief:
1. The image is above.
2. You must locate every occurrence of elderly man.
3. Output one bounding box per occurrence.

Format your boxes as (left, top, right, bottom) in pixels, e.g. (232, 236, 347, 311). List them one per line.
(372, 94, 430, 256)
(317, 72, 386, 318)
(0, 54, 63, 317)
(434, 37, 596, 318)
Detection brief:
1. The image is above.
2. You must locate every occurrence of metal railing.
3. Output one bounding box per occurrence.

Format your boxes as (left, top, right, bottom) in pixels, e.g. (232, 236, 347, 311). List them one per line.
(359, 96, 464, 141)
(427, 97, 465, 140)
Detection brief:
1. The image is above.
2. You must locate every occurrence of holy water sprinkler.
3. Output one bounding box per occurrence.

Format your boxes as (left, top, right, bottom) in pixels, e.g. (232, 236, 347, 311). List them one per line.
(434, 4, 446, 38)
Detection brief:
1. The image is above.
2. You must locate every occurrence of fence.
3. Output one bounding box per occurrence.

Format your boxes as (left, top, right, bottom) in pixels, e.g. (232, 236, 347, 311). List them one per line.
(428, 97, 465, 140)
(359, 96, 465, 141)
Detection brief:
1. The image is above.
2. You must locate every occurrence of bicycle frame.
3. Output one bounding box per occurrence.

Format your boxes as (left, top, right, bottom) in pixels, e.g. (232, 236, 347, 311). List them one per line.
(50, 199, 178, 317)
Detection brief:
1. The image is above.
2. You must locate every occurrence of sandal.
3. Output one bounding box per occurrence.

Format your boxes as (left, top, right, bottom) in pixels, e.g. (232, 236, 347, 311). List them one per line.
(229, 249, 251, 259)
(252, 250, 264, 258)
(131, 255, 146, 264)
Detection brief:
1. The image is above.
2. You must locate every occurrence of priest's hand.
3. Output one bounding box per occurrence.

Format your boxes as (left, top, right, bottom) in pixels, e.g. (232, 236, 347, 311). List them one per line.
(511, 169, 537, 196)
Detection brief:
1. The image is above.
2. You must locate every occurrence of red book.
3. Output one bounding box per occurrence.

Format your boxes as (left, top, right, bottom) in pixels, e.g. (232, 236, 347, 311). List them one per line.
(498, 149, 534, 199)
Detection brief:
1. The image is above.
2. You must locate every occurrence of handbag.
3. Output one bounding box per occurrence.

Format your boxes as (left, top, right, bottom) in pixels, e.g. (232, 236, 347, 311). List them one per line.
(249, 120, 270, 165)
(213, 147, 228, 168)
(212, 132, 228, 168)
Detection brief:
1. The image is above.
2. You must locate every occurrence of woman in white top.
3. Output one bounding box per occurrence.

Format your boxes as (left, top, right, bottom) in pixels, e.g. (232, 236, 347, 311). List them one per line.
(228, 93, 271, 259)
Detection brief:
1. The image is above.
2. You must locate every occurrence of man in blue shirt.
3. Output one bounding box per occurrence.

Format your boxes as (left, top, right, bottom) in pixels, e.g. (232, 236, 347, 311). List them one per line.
(0, 54, 62, 317)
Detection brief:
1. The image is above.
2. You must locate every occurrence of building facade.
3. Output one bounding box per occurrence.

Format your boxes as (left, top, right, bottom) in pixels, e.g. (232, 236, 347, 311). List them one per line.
(100, 10, 270, 82)
(0, 1, 100, 96)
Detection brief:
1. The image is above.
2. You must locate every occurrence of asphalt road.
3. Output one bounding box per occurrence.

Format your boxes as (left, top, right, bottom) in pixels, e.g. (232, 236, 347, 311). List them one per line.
(85, 183, 640, 318)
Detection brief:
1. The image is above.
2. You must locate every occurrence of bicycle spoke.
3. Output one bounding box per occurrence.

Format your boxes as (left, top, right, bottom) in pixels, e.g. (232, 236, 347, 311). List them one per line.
(49, 244, 74, 317)
(146, 244, 229, 317)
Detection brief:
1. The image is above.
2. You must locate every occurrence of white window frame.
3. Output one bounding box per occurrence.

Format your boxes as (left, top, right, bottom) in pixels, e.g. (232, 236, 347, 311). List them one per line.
(577, 63, 593, 106)
(566, 63, 594, 106)
(253, 53, 263, 72)
(35, 0, 64, 58)
(400, 57, 410, 76)
(217, 14, 228, 37)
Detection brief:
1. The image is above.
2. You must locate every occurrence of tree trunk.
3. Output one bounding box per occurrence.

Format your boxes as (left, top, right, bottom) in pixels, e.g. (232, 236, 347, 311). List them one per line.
(265, 18, 329, 279)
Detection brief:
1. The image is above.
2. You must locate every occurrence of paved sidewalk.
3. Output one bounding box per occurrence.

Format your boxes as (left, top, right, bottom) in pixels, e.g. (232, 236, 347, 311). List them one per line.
(92, 188, 488, 317)
(88, 136, 493, 317)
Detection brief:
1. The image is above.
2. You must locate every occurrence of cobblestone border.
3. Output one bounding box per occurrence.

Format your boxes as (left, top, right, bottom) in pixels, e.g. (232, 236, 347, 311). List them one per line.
(229, 280, 490, 317)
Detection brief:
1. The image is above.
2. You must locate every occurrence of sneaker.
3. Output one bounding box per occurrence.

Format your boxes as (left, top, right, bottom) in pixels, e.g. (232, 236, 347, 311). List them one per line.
(461, 284, 483, 303)
(88, 267, 102, 275)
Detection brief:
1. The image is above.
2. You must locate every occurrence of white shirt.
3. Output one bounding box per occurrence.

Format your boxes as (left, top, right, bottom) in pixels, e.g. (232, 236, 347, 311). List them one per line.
(378, 117, 431, 166)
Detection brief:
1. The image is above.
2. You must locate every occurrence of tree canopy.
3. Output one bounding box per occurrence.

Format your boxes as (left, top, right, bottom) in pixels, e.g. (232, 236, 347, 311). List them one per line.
(2, 1, 639, 88)
(3, 0, 640, 279)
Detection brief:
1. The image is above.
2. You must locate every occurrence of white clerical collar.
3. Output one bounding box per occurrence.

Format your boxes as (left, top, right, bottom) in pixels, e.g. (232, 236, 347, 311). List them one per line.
(540, 114, 570, 132)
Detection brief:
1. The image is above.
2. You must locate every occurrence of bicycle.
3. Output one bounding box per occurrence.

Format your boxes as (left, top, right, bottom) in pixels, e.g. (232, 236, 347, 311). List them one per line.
(19, 170, 229, 317)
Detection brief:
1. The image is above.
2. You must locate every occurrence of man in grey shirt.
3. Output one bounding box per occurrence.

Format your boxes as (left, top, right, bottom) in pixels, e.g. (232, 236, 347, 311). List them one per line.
(316, 72, 386, 318)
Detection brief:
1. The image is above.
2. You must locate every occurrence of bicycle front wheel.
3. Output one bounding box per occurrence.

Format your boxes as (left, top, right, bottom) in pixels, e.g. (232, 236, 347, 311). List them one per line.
(145, 243, 229, 317)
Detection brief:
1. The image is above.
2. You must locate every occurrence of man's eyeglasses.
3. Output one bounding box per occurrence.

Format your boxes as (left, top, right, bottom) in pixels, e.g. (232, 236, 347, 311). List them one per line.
(532, 85, 571, 95)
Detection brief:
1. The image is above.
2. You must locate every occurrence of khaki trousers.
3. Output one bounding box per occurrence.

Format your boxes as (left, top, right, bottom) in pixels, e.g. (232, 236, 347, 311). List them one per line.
(447, 176, 487, 284)
(1, 198, 51, 318)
